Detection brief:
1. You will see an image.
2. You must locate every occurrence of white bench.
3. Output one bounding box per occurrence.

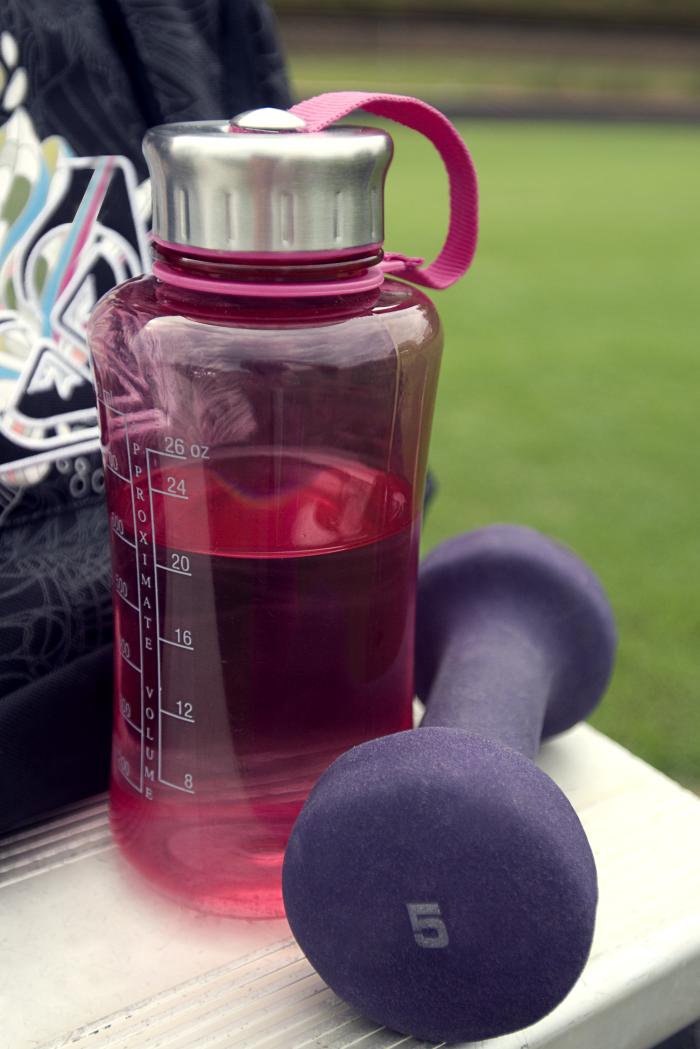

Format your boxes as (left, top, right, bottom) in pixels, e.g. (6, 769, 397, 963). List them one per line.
(2, 724, 700, 1049)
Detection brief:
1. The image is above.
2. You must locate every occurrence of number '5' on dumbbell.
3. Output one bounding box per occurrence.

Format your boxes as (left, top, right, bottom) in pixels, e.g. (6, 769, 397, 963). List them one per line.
(283, 524, 617, 1044)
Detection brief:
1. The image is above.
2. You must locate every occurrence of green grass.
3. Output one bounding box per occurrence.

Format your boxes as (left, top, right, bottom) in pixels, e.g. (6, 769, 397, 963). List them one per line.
(382, 121, 700, 784)
(275, 0, 700, 27)
(289, 52, 700, 106)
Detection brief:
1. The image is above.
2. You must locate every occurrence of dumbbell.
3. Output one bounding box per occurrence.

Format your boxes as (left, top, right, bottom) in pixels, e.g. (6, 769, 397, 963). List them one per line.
(283, 524, 616, 1044)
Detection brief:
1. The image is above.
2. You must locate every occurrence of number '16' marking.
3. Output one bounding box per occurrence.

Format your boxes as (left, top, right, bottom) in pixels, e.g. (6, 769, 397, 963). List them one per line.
(406, 902, 449, 948)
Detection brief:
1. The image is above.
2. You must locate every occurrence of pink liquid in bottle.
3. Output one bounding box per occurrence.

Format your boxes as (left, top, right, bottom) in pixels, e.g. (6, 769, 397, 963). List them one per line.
(108, 447, 417, 916)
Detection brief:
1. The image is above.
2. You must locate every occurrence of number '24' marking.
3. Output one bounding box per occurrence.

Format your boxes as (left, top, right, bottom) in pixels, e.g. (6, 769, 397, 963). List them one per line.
(406, 902, 449, 948)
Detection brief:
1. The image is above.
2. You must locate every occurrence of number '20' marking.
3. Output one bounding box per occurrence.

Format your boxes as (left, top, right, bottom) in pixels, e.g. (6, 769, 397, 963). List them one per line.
(406, 902, 449, 948)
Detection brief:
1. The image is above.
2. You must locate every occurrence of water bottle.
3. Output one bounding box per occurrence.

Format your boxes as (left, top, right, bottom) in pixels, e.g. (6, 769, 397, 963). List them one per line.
(88, 93, 478, 917)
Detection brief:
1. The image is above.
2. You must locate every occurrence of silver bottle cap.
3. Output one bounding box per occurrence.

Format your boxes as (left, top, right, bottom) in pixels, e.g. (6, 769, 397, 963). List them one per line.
(143, 108, 393, 254)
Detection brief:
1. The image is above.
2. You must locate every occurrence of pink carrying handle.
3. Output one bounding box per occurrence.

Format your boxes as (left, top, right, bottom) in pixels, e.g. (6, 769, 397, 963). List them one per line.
(289, 91, 478, 289)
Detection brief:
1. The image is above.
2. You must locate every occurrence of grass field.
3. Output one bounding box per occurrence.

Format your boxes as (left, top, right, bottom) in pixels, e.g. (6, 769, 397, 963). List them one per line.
(289, 51, 700, 109)
(379, 120, 700, 783)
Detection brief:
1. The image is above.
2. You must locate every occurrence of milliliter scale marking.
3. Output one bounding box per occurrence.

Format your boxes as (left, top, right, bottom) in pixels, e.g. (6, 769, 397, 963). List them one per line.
(98, 390, 198, 800)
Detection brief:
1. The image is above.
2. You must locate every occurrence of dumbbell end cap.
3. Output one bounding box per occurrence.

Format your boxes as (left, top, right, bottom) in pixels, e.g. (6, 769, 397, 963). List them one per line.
(416, 524, 617, 739)
(283, 728, 598, 1044)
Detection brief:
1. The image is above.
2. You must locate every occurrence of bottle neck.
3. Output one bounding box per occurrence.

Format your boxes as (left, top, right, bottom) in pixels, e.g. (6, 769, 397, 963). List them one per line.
(152, 241, 385, 301)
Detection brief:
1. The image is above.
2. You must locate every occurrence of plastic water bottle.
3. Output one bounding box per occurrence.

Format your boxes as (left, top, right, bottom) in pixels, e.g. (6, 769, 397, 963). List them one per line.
(88, 97, 476, 916)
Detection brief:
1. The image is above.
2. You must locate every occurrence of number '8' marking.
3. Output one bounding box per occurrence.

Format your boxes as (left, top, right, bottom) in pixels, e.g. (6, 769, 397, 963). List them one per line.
(406, 902, 449, 948)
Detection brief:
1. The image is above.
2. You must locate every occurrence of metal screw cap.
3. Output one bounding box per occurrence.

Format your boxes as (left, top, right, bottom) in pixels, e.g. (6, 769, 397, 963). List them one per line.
(143, 113, 393, 254)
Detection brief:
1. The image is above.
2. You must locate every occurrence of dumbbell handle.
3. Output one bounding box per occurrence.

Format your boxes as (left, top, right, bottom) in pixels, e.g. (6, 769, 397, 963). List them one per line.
(421, 606, 551, 759)
(416, 526, 616, 754)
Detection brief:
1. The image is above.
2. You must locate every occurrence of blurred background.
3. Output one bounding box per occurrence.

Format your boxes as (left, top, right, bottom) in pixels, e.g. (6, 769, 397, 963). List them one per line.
(272, 0, 700, 788)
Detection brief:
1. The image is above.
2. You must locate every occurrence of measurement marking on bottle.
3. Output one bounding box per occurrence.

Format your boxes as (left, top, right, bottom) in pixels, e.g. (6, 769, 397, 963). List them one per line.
(158, 777, 195, 795)
(113, 528, 136, 550)
(116, 589, 140, 612)
(150, 486, 188, 500)
(121, 651, 142, 673)
(122, 709, 142, 734)
(105, 461, 131, 484)
(123, 416, 145, 794)
(162, 709, 195, 724)
(146, 446, 187, 461)
(159, 636, 195, 652)
(146, 448, 165, 785)
(96, 394, 125, 416)
(156, 561, 192, 577)
(116, 754, 140, 792)
(151, 438, 209, 460)
(121, 769, 142, 792)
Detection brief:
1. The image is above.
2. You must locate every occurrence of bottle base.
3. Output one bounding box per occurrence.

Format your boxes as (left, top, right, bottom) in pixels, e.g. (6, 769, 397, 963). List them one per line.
(110, 785, 292, 919)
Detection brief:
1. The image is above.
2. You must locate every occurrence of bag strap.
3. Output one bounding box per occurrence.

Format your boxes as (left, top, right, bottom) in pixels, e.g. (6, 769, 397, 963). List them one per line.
(289, 91, 478, 289)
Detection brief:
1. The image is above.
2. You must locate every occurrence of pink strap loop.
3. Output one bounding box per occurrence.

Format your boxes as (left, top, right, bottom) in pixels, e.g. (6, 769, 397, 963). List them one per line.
(290, 92, 478, 289)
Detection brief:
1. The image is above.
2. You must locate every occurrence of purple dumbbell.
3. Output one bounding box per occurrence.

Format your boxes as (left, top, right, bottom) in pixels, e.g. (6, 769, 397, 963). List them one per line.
(283, 525, 616, 1044)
